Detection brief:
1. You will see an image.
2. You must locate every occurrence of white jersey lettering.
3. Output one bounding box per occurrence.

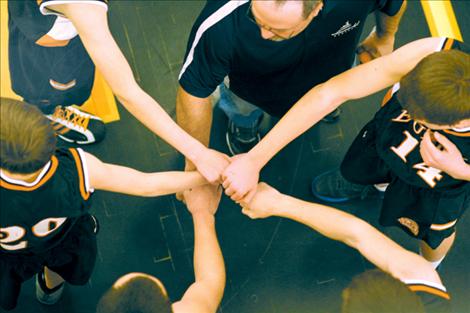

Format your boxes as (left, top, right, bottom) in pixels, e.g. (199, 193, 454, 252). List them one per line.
(391, 131, 419, 163)
(413, 162, 443, 188)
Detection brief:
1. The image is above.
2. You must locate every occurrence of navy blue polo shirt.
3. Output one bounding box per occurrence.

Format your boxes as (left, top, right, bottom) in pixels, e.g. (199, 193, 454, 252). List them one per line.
(179, 0, 404, 117)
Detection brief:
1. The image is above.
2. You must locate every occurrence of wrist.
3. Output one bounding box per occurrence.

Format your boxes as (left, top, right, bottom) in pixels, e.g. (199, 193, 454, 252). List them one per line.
(374, 26, 397, 40)
(271, 192, 290, 217)
(247, 147, 268, 171)
(186, 142, 207, 166)
(453, 163, 470, 180)
(192, 211, 215, 223)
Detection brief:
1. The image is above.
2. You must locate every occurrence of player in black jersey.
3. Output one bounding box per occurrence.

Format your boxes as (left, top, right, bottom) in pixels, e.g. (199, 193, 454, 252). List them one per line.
(0, 98, 211, 311)
(221, 37, 469, 267)
(8, 0, 229, 187)
(241, 182, 451, 313)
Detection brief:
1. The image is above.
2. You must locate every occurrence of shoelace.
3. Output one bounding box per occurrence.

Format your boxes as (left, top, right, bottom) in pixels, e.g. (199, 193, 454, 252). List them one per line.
(52, 107, 90, 130)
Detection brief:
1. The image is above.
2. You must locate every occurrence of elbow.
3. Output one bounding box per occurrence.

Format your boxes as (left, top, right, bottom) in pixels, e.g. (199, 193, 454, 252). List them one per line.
(343, 219, 370, 249)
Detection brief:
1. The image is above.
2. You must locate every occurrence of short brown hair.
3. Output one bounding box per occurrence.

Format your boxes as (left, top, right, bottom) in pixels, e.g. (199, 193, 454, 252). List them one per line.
(0, 98, 56, 174)
(342, 269, 424, 313)
(275, 0, 321, 19)
(97, 275, 172, 313)
(398, 49, 470, 126)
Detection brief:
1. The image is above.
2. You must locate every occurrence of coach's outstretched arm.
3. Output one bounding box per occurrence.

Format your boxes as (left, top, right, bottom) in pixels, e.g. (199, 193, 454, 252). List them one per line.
(223, 37, 446, 201)
(241, 183, 441, 285)
(48, 2, 229, 184)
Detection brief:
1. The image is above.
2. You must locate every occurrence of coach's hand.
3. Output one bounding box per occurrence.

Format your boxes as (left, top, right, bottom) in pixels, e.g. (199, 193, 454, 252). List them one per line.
(192, 148, 230, 184)
(222, 153, 261, 203)
(356, 26, 395, 64)
(420, 131, 470, 181)
(240, 182, 281, 219)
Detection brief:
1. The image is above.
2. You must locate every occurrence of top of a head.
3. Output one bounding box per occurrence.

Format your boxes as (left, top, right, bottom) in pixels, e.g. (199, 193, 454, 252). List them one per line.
(0, 98, 56, 174)
(96, 274, 172, 313)
(398, 49, 470, 127)
(341, 269, 425, 313)
(273, 0, 321, 19)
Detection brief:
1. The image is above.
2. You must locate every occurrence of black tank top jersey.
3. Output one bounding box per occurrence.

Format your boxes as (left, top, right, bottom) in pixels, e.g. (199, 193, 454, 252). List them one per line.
(405, 281, 451, 313)
(374, 38, 469, 190)
(0, 148, 92, 254)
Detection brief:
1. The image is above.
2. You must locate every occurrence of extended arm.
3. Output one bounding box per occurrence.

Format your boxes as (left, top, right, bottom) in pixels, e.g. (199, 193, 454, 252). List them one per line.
(173, 188, 225, 313)
(243, 183, 441, 284)
(223, 37, 445, 201)
(85, 152, 207, 196)
(49, 3, 228, 183)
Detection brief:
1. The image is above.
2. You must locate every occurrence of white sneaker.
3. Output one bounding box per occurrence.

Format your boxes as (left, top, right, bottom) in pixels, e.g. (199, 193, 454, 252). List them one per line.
(47, 105, 106, 144)
(35, 271, 65, 305)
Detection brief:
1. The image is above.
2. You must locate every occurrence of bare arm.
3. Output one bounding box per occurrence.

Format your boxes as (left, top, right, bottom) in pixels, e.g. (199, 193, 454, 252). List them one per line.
(242, 183, 441, 285)
(173, 188, 225, 313)
(222, 37, 445, 201)
(85, 152, 207, 196)
(249, 37, 443, 168)
(49, 3, 228, 183)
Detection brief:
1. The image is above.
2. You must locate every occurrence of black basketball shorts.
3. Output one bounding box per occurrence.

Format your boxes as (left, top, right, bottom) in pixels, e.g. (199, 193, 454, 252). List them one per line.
(0, 214, 98, 311)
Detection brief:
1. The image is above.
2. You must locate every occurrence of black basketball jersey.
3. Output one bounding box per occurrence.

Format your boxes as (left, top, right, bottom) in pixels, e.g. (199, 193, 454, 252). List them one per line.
(0, 148, 93, 254)
(374, 38, 470, 190)
(405, 280, 451, 313)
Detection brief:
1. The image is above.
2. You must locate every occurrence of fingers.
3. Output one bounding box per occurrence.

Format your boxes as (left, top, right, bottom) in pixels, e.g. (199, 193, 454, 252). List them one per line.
(433, 131, 455, 151)
(356, 45, 376, 64)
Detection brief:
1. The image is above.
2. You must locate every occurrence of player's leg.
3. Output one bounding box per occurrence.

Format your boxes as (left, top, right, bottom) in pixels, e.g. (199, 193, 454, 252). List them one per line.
(419, 231, 456, 269)
(311, 119, 390, 202)
(215, 79, 265, 155)
(44, 266, 65, 289)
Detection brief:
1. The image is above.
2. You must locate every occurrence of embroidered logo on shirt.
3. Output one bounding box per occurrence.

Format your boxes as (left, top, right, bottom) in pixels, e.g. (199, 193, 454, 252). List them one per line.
(331, 20, 360, 37)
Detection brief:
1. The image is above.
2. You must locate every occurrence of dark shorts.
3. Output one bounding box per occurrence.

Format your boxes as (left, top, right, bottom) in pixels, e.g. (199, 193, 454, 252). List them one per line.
(9, 33, 95, 114)
(0, 215, 98, 311)
(340, 120, 470, 249)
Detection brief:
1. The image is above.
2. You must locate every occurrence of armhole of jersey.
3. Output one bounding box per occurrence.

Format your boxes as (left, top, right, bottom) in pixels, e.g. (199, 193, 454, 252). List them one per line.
(381, 83, 400, 107)
(0, 156, 59, 191)
(39, 0, 108, 17)
(437, 37, 453, 52)
(69, 148, 92, 200)
(403, 279, 450, 300)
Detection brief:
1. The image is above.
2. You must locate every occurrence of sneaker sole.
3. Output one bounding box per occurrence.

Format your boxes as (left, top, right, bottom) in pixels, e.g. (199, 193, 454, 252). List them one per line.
(35, 273, 65, 305)
(225, 131, 261, 156)
(310, 175, 351, 203)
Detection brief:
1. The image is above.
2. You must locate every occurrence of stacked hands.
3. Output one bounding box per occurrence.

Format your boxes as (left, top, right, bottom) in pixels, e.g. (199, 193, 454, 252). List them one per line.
(188, 129, 469, 216)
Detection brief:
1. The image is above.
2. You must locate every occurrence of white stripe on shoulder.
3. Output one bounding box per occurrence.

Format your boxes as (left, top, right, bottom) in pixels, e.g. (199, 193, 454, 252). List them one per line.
(76, 148, 94, 193)
(402, 279, 447, 292)
(40, 1, 108, 16)
(0, 161, 51, 187)
(178, 0, 249, 80)
(436, 37, 447, 52)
